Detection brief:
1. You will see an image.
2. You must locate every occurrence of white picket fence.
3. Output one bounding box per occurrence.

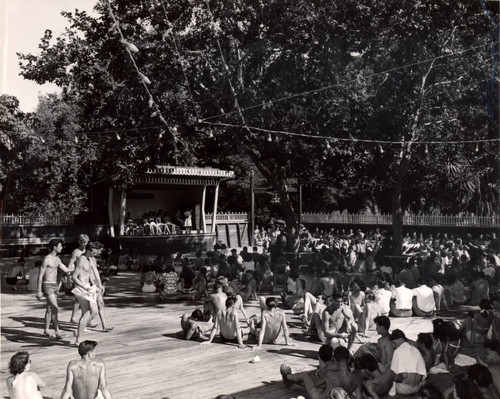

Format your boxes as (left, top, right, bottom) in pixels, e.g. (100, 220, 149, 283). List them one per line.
(301, 213, 500, 227)
(0, 214, 74, 225)
(1, 212, 498, 227)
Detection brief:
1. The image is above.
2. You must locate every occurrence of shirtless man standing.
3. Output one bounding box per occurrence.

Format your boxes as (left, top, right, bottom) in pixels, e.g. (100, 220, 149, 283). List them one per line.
(249, 297, 296, 350)
(61, 340, 112, 399)
(36, 238, 71, 339)
(87, 243, 113, 333)
(72, 242, 100, 346)
(69, 235, 89, 324)
(201, 297, 247, 349)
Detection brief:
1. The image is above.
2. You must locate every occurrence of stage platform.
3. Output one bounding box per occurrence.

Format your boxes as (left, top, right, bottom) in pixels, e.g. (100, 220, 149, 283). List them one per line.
(0, 266, 486, 399)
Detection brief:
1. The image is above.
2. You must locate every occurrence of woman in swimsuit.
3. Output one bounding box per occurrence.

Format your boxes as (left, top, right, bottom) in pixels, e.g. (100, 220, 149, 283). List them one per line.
(460, 298, 494, 345)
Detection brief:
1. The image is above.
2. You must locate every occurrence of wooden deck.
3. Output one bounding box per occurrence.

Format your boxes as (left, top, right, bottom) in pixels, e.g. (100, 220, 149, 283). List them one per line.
(0, 262, 485, 399)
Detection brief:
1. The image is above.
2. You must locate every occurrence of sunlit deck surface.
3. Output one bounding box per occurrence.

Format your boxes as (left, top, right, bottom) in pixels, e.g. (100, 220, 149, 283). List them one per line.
(0, 263, 485, 399)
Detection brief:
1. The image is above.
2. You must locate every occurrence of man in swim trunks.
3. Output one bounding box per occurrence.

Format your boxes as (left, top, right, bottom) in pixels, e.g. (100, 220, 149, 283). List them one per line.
(36, 238, 71, 339)
(72, 242, 100, 346)
(86, 242, 113, 333)
(61, 340, 112, 399)
(249, 297, 296, 350)
(201, 297, 247, 349)
(69, 234, 89, 324)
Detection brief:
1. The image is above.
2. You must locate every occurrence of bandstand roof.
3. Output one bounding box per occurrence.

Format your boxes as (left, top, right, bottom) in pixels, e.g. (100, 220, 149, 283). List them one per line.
(135, 165, 235, 186)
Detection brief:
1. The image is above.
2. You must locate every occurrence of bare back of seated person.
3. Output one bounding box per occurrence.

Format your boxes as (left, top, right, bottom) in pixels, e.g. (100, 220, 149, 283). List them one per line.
(204, 291, 227, 320)
(220, 308, 239, 339)
(7, 372, 44, 399)
(67, 359, 105, 399)
(258, 309, 285, 343)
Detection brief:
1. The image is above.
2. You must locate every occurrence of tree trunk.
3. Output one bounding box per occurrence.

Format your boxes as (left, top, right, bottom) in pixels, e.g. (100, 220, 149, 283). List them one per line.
(391, 151, 411, 256)
(272, 170, 299, 252)
(391, 181, 403, 256)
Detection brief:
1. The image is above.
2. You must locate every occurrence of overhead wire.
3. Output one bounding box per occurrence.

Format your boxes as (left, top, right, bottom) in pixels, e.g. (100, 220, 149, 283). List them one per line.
(199, 40, 499, 122)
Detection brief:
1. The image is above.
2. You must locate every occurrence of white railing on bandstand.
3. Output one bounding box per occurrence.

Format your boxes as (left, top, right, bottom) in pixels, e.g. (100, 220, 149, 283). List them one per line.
(205, 212, 248, 222)
(0, 214, 74, 226)
(301, 213, 500, 227)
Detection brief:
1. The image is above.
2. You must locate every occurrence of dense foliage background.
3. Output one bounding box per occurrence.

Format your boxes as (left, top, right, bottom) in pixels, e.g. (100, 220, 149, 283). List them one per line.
(1, 0, 499, 252)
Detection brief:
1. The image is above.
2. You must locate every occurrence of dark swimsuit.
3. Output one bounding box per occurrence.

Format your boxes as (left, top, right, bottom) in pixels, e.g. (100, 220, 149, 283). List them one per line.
(220, 334, 239, 344)
(6, 277, 18, 286)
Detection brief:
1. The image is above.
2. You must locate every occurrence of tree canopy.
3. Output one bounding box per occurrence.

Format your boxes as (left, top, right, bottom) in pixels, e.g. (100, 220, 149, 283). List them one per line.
(11, 0, 500, 251)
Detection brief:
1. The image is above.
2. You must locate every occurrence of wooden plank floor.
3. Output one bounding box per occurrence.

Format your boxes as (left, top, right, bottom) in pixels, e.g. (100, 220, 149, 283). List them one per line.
(0, 259, 484, 399)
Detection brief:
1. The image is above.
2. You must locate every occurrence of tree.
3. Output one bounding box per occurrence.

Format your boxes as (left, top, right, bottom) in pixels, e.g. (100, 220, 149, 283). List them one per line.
(0, 94, 95, 216)
(17, 0, 499, 253)
(0, 95, 33, 213)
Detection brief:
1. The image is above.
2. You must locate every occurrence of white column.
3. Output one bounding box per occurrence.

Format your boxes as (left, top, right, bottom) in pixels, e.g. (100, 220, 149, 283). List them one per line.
(108, 187, 115, 238)
(201, 185, 207, 233)
(211, 182, 220, 233)
(118, 190, 127, 236)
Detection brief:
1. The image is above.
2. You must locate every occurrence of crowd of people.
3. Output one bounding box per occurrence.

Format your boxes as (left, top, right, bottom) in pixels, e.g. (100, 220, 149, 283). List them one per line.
(124, 208, 194, 236)
(4, 224, 500, 398)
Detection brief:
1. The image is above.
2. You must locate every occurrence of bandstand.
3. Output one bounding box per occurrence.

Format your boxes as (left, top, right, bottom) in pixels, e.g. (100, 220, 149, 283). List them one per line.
(107, 165, 234, 254)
